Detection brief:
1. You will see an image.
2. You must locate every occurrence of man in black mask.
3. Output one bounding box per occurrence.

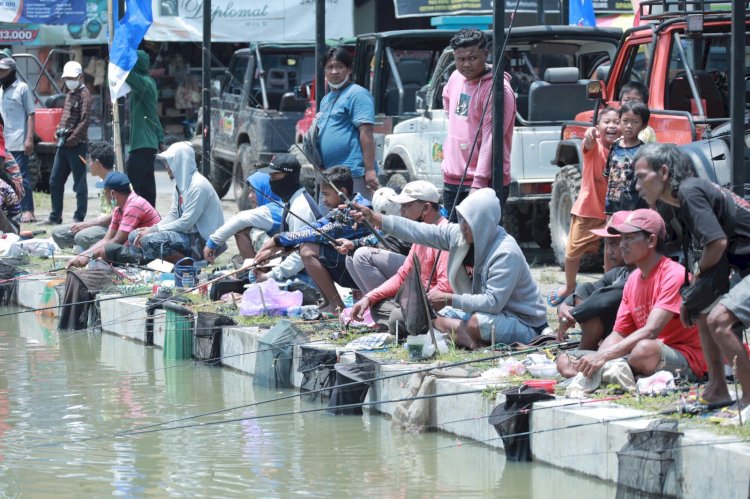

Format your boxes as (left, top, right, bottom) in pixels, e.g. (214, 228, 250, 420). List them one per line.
(253, 153, 321, 282)
(0, 56, 35, 223)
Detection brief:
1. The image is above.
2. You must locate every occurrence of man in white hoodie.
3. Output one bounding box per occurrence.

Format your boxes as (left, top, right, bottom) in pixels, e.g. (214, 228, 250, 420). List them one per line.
(352, 188, 546, 350)
(129, 141, 224, 263)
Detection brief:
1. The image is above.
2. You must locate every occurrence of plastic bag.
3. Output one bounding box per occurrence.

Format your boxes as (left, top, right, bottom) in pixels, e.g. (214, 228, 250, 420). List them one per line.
(239, 279, 303, 316)
(340, 306, 375, 327)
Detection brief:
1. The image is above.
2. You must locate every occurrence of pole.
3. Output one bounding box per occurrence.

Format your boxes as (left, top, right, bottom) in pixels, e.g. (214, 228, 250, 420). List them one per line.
(315, 0, 326, 109)
(729, 2, 745, 197)
(201, 0, 212, 174)
(492, 0, 506, 206)
(107, 0, 125, 172)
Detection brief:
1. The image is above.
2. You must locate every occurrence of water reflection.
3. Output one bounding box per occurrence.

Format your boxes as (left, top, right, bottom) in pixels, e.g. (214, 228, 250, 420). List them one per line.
(0, 308, 615, 496)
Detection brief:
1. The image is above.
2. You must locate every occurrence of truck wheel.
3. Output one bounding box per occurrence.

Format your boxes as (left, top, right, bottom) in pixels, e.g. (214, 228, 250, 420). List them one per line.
(385, 172, 409, 193)
(209, 160, 232, 199)
(233, 143, 254, 211)
(549, 164, 602, 271)
(32, 152, 53, 193)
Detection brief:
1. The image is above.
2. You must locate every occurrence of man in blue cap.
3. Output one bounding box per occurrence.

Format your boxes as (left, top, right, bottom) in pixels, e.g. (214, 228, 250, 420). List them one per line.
(67, 171, 160, 267)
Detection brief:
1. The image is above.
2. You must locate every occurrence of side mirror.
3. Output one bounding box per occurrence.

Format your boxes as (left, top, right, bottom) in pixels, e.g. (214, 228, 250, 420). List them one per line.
(587, 80, 603, 100)
(294, 84, 310, 100)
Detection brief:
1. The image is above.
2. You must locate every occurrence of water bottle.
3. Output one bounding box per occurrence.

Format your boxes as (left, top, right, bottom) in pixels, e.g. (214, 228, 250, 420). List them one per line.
(286, 305, 319, 318)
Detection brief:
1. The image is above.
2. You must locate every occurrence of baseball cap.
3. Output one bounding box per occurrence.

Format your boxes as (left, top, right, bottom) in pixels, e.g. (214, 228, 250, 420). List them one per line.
(372, 187, 400, 216)
(96, 171, 131, 193)
(61, 60, 83, 78)
(0, 57, 16, 70)
(608, 208, 666, 240)
(257, 153, 300, 175)
(390, 180, 440, 204)
(590, 210, 630, 238)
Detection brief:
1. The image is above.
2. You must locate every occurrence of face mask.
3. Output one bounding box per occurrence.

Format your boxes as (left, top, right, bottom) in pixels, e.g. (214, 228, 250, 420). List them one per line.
(65, 80, 80, 90)
(327, 75, 349, 90)
(269, 173, 300, 202)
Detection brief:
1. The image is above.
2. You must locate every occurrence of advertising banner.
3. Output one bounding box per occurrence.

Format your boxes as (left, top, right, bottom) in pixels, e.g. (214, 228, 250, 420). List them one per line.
(0, 0, 107, 45)
(0, 0, 86, 25)
(394, 0, 632, 17)
(145, 0, 354, 42)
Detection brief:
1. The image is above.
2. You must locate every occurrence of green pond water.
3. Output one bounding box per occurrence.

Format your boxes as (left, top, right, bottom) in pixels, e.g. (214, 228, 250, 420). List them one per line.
(0, 307, 615, 497)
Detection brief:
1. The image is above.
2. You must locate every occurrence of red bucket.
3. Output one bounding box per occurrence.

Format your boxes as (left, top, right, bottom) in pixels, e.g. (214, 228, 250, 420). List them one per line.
(35, 108, 64, 142)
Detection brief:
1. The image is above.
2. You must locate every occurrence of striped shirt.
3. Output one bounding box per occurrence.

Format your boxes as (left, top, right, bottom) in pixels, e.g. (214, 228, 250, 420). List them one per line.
(59, 85, 91, 147)
(110, 192, 161, 234)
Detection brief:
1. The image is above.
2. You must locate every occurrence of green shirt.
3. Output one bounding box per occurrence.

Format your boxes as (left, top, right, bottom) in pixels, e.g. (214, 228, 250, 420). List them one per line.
(125, 51, 164, 151)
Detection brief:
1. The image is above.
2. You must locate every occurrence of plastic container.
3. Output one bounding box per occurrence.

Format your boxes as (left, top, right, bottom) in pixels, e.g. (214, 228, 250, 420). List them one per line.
(35, 108, 64, 142)
(527, 364, 560, 378)
(174, 257, 198, 288)
(163, 307, 193, 360)
(523, 379, 558, 394)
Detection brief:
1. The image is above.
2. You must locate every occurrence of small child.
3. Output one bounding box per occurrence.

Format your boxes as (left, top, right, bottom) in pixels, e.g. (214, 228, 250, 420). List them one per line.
(604, 100, 650, 214)
(548, 107, 620, 306)
(619, 81, 657, 143)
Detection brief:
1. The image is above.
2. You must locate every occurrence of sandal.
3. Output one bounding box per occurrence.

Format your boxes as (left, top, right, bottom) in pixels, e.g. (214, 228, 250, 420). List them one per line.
(547, 286, 573, 307)
(706, 403, 750, 426)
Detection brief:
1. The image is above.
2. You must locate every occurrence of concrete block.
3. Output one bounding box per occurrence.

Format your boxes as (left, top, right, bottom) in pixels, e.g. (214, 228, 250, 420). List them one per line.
(99, 293, 151, 343)
(17, 276, 66, 317)
(221, 325, 264, 375)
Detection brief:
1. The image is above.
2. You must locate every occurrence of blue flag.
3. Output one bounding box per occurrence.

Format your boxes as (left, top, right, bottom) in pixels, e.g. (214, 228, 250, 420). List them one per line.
(569, 0, 596, 27)
(108, 0, 152, 102)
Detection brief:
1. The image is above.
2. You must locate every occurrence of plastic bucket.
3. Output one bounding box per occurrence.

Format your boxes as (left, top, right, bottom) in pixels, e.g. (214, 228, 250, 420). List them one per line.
(35, 108, 64, 142)
(174, 257, 197, 288)
(163, 307, 193, 360)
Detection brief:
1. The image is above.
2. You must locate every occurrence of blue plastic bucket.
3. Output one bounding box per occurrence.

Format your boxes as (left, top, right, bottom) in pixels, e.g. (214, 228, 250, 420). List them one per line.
(174, 257, 197, 288)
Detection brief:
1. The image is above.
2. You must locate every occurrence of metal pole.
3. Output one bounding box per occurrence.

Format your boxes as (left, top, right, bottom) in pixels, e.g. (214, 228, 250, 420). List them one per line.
(201, 0, 211, 174)
(315, 0, 326, 108)
(107, 0, 125, 171)
(729, 1, 746, 197)
(492, 1, 506, 204)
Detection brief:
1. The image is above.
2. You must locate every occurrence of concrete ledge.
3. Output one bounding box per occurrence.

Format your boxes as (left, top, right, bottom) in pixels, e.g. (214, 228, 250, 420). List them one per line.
(221, 325, 264, 375)
(99, 293, 152, 343)
(17, 276, 66, 317)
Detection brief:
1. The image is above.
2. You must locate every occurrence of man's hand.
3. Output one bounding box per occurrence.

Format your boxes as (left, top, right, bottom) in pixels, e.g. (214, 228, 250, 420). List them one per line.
(556, 303, 576, 341)
(133, 226, 156, 248)
(576, 352, 606, 378)
(335, 238, 355, 255)
(70, 221, 93, 234)
(349, 202, 383, 229)
(351, 297, 370, 321)
(427, 289, 451, 311)
(255, 243, 280, 266)
(24, 137, 33, 156)
(254, 270, 269, 283)
(67, 254, 90, 269)
(203, 246, 216, 264)
(365, 170, 379, 192)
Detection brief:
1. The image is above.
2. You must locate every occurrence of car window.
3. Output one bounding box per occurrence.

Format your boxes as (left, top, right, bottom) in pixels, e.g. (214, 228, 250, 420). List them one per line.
(615, 42, 651, 98)
(225, 55, 249, 96)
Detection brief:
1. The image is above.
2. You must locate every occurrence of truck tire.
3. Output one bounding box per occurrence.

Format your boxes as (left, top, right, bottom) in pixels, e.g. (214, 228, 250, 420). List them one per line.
(549, 164, 602, 271)
(209, 159, 232, 199)
(233, 143, 254, 211)
(385, 172, 409, 193)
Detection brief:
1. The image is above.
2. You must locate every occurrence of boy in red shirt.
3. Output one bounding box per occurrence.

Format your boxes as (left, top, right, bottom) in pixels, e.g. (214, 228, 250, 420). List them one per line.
(548, 107, 620, 306)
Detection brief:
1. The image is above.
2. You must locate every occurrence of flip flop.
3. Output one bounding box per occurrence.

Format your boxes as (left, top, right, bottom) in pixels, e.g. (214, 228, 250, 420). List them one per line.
(706, 403, 750, 426)
(547, 287, 572, 307)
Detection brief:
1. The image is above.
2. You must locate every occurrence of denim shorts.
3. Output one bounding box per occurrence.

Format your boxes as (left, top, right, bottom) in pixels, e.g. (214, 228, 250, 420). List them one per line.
(127, 230, 193, 261)
(438, 306, 543, 345)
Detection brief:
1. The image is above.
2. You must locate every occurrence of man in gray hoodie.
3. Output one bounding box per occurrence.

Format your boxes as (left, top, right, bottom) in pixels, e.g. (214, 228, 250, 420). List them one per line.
(129, 141, 225, 263)
(353, 188, 546, 349)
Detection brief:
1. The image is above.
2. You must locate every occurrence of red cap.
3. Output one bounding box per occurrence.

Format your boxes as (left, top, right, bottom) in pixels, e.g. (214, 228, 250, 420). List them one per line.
(590, 211, 630, 238)
(608, 209, 666, 240)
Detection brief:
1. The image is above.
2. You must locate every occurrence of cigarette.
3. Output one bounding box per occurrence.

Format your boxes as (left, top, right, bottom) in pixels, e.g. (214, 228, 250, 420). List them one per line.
(78, 155, 87, 165)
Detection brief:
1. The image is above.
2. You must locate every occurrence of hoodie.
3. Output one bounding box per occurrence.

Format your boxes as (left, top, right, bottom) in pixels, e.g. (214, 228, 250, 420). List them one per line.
(205, 172, 283, 250)
(441, 70, 515, 188)
(125, 50, 163, 151)
(156, 142, 225, 247)
(382, 188, 546, 327)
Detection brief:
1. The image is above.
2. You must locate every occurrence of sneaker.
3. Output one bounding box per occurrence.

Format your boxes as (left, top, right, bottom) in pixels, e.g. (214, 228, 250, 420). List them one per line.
(36, 217, 61, 226)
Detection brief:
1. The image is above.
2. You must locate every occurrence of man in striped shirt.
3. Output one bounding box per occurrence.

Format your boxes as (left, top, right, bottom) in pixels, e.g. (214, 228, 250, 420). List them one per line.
(67, 171, 160, 267)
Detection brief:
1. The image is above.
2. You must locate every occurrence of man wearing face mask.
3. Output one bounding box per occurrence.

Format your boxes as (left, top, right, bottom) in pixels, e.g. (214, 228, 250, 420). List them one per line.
(127, 141, 224, 263)
(0, 56, 35, 223)
(40, 60, 91, 226)
(316, 46, 378, 199)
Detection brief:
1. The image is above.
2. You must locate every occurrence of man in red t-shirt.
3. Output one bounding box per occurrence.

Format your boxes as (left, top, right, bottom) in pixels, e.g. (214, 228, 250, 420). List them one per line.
(574, 209, 707, 380)
(67, 171, 160, 268)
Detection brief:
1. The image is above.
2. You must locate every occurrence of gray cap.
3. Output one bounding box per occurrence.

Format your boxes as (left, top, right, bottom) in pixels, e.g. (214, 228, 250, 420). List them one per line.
(0, 57, 16, 70)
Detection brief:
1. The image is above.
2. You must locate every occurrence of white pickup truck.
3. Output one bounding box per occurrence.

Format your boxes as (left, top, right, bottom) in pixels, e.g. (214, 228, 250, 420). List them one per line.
(380, 26, 621, 250)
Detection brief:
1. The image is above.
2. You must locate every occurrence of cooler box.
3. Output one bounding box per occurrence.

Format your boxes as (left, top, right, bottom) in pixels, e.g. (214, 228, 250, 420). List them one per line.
(35, 108, 64, 142)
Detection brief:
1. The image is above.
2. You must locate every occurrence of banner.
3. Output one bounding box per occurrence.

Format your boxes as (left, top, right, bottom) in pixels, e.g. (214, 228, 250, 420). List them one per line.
(394, 0, 561, 17)
(0, 0, 107, 46)
(145, 0, 354, 42)
(109, 0, 153, 101)
(0, 0, 86, 25)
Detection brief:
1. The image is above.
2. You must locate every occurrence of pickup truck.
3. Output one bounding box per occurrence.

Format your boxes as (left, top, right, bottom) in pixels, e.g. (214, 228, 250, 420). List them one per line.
(198, 42, 314, 209)
(379, 26, 622, 248)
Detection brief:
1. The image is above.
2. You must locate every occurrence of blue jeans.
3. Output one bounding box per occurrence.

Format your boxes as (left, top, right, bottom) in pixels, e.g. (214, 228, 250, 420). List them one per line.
(439, 306, 542, 345)
(11, 151, 33, 213)
(126, 230, 193, 261)
(50, 143, 88, 223)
